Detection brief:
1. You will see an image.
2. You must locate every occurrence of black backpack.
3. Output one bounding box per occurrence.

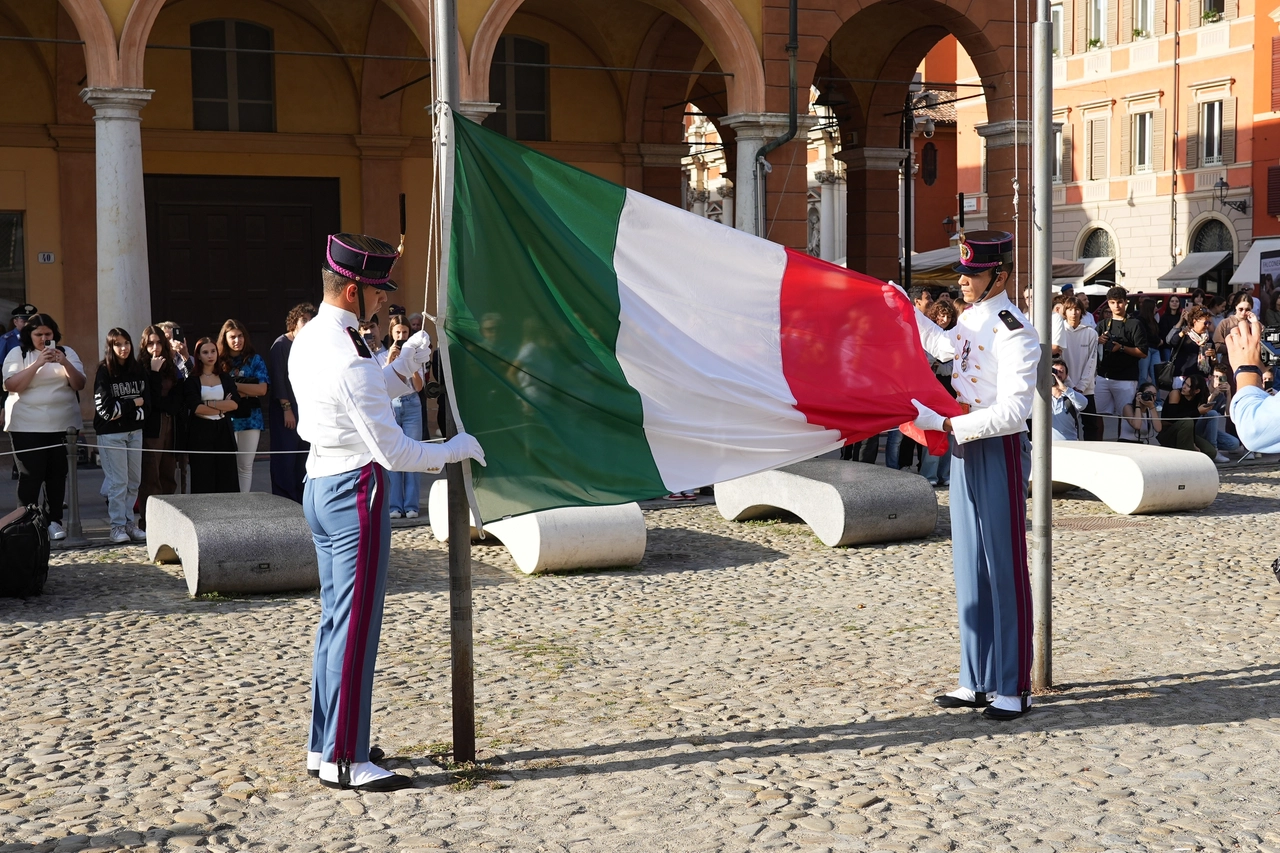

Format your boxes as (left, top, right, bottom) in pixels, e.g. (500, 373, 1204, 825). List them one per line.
(0, 505, 51, 598)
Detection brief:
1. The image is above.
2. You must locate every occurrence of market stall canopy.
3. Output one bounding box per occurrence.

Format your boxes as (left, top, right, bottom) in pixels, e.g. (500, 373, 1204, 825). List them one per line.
(1156, 251, 1232, 289)
(909, 246, 1085, 284)
(1228, 237, 1280, 287)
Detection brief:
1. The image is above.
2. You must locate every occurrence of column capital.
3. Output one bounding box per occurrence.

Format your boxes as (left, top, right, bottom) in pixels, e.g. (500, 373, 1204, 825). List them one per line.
(638, 143, 687, 168)
(721, 112, 817, 141)
(717, 184, 735, 199)
(975, 120, 1034, 149)
(80, 87, 153, 117)
(458, 101, 499, 123)
(836, 147, 908, 171)
(815, 170, 844, 184)
(689, 189, 711, 203)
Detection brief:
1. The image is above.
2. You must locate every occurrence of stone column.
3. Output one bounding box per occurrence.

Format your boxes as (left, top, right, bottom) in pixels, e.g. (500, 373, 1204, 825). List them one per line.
(720, 113, 794, 235)
(717, 184, 734, 229)
(816, 170, 843, 262)
(356, 135, 412, 246)
(80, 87, 153, 344)
(976, 120, 1033, 297)
(837, 147, 907, 281)
(690, 188, 710, 218)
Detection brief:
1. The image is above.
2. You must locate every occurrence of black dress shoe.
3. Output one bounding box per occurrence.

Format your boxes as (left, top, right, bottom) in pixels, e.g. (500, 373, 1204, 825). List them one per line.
(308, 746, 386, 778)
(934, 691, 989, 709)
(982, 696, 1031, 721)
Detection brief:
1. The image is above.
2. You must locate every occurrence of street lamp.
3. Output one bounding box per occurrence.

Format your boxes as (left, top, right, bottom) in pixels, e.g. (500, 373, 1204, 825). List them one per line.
(943, 216, 956, 238)
(1214, 177, 1248, 214)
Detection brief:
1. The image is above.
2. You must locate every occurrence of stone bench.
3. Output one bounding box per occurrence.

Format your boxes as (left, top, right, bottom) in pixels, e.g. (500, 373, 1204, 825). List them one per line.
(427, 480, 646, 575)
(1047, 440, 1219, 515)
(715, 459, 938, 547)
(146, 494, 319, 597)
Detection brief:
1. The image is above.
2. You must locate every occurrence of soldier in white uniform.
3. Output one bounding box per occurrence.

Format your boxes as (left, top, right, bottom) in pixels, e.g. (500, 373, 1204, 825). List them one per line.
(290, 232, 486, 790)
(909, 231, 1040, 721)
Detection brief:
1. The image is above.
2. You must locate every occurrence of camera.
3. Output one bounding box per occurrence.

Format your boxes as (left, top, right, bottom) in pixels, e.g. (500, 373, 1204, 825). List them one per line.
(423, 380, 444, 399)
(1139, 391, 1155, 402)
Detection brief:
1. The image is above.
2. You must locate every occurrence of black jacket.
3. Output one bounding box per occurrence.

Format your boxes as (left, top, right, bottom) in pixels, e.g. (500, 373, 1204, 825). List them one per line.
(143, 364, 187, 443)
(93, 362, 150, 435)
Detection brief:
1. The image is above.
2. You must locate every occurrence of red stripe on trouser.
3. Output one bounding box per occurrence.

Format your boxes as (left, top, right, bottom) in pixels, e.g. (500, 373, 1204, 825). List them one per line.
(1003, 434, 1033, 695)
(334, 463, 384, 762)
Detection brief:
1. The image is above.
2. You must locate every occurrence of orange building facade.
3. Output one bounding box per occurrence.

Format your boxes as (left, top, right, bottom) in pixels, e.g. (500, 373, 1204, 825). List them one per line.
(955, 0, 1266, 295)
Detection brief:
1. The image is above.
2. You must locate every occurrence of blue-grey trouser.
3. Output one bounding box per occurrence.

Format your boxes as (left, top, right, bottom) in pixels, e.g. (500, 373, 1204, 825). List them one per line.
(304, 461, 389, 764)
(949, 433, 1033, 698)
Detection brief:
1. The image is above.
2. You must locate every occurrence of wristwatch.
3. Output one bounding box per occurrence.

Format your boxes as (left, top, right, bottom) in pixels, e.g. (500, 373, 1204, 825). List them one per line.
(1235, 365, 1263, 378)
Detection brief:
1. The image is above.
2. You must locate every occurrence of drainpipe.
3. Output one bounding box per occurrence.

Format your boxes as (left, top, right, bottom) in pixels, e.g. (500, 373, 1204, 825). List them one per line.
(753, 0, 798, 237)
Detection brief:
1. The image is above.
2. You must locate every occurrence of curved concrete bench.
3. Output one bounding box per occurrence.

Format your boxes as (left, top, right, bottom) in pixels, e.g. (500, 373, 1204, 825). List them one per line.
(427, 480, 647, 575)
(146, 494, 319, 597)
(1047, 440, 1218, 515)
(716, 459, 938, 547)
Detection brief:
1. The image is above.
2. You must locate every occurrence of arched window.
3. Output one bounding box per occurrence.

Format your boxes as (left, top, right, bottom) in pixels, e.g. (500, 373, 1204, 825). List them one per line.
(191, 20, 276, 132)
(1191, 219, 1232, 254)
(484, 36, 549, 141)
(1080, 227, 1115, 257)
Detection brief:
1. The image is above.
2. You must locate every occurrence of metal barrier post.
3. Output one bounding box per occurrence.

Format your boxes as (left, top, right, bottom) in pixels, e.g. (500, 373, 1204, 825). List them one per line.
(63, 428, 87, 545)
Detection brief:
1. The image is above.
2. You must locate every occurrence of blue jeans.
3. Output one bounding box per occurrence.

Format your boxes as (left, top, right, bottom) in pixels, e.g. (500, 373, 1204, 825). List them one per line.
(920, 449, 951, 485)
(98, 430, 142, 527)
(1196, 410, 1241, 452)
(885, 429, 903, 469)
(388, 395, 423, 513)
(1138, 348, 1163, 386)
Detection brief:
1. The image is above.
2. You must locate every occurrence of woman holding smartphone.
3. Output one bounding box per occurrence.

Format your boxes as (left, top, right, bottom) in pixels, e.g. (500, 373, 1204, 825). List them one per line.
(217, 319, 268, 493)
(385, 318, 426, 518)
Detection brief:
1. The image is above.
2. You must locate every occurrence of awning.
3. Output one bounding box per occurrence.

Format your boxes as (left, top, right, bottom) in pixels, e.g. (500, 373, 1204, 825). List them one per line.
(1156, 251, 1233, 289)
(1052, 257, 1116, 293)
(909, 246, 1086, 283)
(1229, 237, 1280, 287)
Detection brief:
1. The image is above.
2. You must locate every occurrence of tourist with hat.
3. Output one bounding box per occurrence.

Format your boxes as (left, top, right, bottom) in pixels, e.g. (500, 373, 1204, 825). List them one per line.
(0, 303, 37, 361)
(289, 232, 486, 791)
(906, 230, 1040, 721)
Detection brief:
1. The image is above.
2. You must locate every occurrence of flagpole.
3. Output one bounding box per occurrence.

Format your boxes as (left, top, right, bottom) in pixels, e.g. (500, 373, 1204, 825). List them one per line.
(1030, 0, 1054, 690)
(432, 0, 476, 764)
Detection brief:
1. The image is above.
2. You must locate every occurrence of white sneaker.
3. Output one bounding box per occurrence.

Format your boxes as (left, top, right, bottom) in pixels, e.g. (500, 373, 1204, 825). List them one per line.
(126, 522, 146, 542)
(389, 510, 403, 519)
(404, 510, 419, 519)
(47, 521, 66, 541)
(1214, 453, 1229, 464)
(109, 525, 130, 544)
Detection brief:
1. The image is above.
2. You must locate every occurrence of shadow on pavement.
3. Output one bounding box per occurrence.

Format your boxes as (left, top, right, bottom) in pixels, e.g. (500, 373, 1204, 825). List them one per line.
(491, 663, 1280, 778)
(637, 527, 788, 575)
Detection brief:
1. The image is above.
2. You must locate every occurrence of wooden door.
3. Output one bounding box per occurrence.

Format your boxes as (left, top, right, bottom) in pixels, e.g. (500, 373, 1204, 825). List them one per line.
(144, 175, 340, 348)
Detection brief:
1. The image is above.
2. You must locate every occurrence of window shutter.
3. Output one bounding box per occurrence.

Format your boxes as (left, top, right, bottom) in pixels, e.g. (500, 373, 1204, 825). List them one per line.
(1120, 114, 1132, 175)
(1063, 0, 1075, 53)
(1155, 0, 1166, 35)
(1222, 98, 1236, 166)
(1120, 0, 1133, 41)
(1089, 118, 1108, 179)
(1107, 0, 1119, 44)
(1186, 103, 1200, 170)
(1273, 38, 1280, 112)
(1152, 109, 1165, 171)
(1062, 123, 1074, 182)
(1268, 166, 1280, 217)
(1189, 0, 1201, 26)
(1225, 0, 1238, 19)
(1076, 0, 1088, 52)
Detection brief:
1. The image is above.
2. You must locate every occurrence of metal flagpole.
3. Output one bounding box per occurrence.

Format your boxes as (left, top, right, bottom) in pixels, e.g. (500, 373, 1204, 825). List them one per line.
(432, 0, 476, 764)
(1030, 0, 1055, 690)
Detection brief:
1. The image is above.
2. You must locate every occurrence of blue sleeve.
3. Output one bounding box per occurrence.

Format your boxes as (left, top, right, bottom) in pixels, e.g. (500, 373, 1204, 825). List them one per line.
(1229, 386, 1280, 453)
(249, 354, 269, 384)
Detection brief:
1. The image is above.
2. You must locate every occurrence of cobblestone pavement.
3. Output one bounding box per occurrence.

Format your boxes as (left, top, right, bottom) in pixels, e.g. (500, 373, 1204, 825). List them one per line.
(3, 466, 1280, 853)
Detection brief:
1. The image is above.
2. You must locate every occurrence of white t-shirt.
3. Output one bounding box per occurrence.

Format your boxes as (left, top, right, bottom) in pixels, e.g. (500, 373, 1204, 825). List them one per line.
(3, 346, 85, 433)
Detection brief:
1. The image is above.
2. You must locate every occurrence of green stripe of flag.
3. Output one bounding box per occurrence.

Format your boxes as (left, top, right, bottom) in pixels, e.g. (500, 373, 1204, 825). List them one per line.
(448, 116, 667, 520)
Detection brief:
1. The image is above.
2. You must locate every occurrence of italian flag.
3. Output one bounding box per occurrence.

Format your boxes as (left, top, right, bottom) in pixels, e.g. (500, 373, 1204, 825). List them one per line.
(445, 115, 961, 521)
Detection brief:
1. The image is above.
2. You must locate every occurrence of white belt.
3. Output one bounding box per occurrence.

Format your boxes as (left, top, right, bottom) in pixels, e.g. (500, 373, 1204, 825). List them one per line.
(312, 442, 368, 457)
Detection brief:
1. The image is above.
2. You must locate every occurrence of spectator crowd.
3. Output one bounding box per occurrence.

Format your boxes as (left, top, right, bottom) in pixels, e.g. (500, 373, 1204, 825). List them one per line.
(0, 303, 437, 545)
(855, 281, 1275, 484)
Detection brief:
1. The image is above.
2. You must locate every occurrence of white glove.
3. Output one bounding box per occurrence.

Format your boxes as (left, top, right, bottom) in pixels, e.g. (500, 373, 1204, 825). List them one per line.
(910, 398, 946, 433)
(397, 330, 433, 372)
(442, 431, 486, 467)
